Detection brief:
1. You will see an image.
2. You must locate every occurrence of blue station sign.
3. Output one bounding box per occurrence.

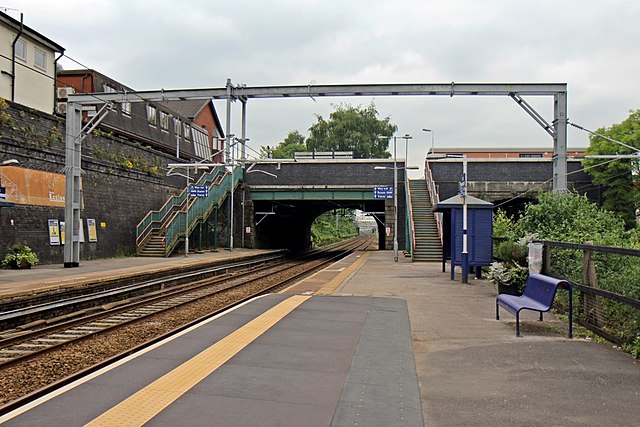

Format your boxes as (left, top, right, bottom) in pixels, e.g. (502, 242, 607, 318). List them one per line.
(189, 185, 209, 197)
(373, 186, 394, 199)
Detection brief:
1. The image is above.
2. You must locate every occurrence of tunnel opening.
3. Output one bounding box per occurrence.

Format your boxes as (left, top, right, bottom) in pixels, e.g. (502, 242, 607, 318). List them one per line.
(251, 199, 386, 252)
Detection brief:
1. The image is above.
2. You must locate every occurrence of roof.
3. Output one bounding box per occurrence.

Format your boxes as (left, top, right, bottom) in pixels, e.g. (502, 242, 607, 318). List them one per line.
(161, 99, 207, 119)
(435, 194, 494, 211)
(162, 99, 225, 138)
(0, 11, 65, 53)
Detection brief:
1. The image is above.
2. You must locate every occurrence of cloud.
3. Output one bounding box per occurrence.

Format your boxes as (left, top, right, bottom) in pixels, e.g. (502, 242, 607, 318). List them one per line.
(12, 0, 640, 165)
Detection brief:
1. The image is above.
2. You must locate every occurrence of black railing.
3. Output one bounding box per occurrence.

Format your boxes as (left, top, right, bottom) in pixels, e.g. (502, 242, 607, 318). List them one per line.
(540, 240, 640, 348)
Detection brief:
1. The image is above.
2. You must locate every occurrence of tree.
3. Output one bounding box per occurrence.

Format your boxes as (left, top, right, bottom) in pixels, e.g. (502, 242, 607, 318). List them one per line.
(260, 131, 307, 159)
(305, 103, 396, 158)
(582, 109, 640, 227)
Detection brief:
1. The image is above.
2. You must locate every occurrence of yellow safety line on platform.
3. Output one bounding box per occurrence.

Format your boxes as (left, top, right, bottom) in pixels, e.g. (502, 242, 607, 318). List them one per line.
(316, 252, 370, 295)
(85, 295, 310, 427)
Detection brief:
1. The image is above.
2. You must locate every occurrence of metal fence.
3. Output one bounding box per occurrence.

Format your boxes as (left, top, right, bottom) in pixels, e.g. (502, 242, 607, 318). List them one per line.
(541, 240, 640, 348)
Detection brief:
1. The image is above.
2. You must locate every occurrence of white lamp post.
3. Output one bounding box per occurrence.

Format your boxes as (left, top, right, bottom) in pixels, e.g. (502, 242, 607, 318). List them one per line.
(375, 134, 414, 262)
(422, 128, 434, 156)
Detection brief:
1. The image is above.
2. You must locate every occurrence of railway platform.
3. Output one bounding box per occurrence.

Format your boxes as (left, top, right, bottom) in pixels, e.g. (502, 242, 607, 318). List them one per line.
(1, 249, 640, 425)
(0, 249, 284, 299)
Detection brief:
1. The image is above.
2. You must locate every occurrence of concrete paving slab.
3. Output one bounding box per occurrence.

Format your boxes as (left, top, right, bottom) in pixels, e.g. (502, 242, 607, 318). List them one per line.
(338, 251, 640, 426)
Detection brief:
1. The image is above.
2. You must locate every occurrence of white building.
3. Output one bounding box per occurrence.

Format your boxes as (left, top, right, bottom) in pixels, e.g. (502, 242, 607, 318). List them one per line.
(0, 11, 64, 114)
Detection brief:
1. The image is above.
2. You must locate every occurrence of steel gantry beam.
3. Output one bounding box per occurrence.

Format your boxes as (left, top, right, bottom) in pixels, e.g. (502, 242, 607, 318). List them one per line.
(67, 82, 567, 103)
(64, 80, 568, 266)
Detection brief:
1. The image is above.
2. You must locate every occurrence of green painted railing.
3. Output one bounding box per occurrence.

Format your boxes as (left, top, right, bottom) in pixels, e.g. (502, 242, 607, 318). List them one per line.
(424, 161, 443, 244)
(405, 175, 415, 259)
(163, 166, 243, 256)
(135, 165, 239, 255)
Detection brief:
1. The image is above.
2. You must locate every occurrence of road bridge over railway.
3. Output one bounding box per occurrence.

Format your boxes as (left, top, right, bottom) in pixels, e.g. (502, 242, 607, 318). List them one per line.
(426, 156, 598, 215)
(135, 156, 597, 258)
(242, 159, 407, 252)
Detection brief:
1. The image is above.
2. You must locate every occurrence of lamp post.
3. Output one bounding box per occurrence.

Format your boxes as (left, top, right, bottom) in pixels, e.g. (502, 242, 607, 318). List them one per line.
(422, 129, 434, 156)
(376, 135, 412, 262)
(461, 155, 469, 283)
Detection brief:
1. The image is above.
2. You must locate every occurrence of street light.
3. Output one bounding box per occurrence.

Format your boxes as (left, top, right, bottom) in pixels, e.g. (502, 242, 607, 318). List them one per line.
(376, 134, 412, 262)
(422, 129, 434, 156)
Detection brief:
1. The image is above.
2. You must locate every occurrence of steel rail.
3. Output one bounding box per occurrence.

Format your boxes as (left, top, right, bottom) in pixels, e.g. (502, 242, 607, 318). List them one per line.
(0, 237, 370, 415)
(0, 238, 368, 367)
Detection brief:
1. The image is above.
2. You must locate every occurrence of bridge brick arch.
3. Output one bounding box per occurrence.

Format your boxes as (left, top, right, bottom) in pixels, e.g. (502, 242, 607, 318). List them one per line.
(243, 159, 407, 251)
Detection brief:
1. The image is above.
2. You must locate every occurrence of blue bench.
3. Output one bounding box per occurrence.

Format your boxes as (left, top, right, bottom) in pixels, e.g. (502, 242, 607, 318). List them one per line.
(496, 273, 572, 337)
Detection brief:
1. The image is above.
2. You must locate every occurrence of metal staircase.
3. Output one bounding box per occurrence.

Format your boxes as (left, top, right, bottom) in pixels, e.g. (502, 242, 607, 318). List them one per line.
(409, 179, 442, 262)
(136, 166, 242, 257)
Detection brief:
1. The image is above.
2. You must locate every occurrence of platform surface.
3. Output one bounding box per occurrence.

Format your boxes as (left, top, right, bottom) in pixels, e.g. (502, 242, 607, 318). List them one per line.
(0, 293, 422, 426)
(2, 249, 640, 426)
(0, 249, 281, 298)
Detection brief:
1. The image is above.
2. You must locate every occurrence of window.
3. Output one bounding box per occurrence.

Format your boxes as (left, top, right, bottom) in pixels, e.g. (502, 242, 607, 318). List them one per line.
(122, 101, 131, 116)
(15, 39, 26, 60)
(173, 117, 182, 136)
(184, 124, 192, 141)
(192, 126, 211, 159)
(34, 48, 46, 70)
(159, 111, 170, 131)
(147, 104, 157, 126)
(103, 84, 116, 93)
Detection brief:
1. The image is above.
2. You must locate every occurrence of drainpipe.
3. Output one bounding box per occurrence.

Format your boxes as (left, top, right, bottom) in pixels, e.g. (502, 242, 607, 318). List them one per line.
(10, 13, 24, 102)
(53, 52, 64, 113)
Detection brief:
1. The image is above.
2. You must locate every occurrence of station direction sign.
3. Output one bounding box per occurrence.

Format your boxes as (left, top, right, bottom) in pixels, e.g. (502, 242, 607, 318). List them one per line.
(189, 185, 209, 197)
(373, 186, 394, 199)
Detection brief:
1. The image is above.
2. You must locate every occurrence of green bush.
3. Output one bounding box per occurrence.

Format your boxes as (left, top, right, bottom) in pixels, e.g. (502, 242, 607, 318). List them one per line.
(2, 244, 39, 269)
(513, 191, 640, 353)
(495, 241, 527, 265)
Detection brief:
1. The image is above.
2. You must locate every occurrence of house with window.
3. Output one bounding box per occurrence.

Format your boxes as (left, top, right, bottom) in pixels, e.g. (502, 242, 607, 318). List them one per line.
(57, 69, 224, 161)
(162, 99, 224, 162)
(431, 147, 586, 159)
(0, 11, 65, 113)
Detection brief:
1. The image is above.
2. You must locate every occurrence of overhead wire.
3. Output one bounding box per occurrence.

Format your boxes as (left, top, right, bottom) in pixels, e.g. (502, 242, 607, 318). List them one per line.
(494, 119, 638, 208)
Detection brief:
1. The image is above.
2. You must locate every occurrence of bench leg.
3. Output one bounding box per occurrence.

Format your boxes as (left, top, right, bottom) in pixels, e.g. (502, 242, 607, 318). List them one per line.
(496, 303, 500, 320)
(539, 312, 543, 321)
(516, 312, 521, 337)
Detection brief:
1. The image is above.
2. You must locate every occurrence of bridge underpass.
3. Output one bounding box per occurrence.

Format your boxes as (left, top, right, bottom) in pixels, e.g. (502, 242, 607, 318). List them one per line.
(243, 159, 407, 252)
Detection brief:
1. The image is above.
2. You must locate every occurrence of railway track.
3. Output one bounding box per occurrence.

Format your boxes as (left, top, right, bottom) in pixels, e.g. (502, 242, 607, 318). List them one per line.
(0, 237, 372, 410)
(0, 252, 287, 329)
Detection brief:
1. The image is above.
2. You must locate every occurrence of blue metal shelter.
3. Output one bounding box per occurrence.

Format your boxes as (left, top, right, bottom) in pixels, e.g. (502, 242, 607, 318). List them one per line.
(435, 194, 494, 280)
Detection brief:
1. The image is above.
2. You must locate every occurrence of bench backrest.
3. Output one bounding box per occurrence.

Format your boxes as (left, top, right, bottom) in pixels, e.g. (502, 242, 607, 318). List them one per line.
(523, 274, 566, 308)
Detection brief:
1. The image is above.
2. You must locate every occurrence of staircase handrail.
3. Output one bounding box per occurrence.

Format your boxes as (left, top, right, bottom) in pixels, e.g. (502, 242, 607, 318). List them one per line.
(162, 166, 243, 256)
(424, 160, 443, 244)
(405, 174, 416, 259)
(135, 166, 226, 254)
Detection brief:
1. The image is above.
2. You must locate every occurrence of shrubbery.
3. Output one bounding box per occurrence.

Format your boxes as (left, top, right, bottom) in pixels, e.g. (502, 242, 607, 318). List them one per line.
(493, 192, 640, 355)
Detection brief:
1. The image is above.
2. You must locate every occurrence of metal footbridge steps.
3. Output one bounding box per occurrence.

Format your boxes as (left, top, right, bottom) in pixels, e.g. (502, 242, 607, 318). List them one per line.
(409, 179, 442, 262)
(136, 166, 242, 257)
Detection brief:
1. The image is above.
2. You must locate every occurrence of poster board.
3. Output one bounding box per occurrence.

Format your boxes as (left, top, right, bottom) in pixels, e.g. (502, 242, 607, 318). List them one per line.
(48, 219, 60, 245)
(87, 219, 98, 242)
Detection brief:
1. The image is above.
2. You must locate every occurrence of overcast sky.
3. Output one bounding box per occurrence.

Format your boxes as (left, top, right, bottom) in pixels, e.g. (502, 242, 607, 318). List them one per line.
(6, 0, 640, 173)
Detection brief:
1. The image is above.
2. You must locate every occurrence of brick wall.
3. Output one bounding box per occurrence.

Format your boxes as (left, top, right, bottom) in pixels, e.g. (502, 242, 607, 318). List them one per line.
(0, 100, 185, 264)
